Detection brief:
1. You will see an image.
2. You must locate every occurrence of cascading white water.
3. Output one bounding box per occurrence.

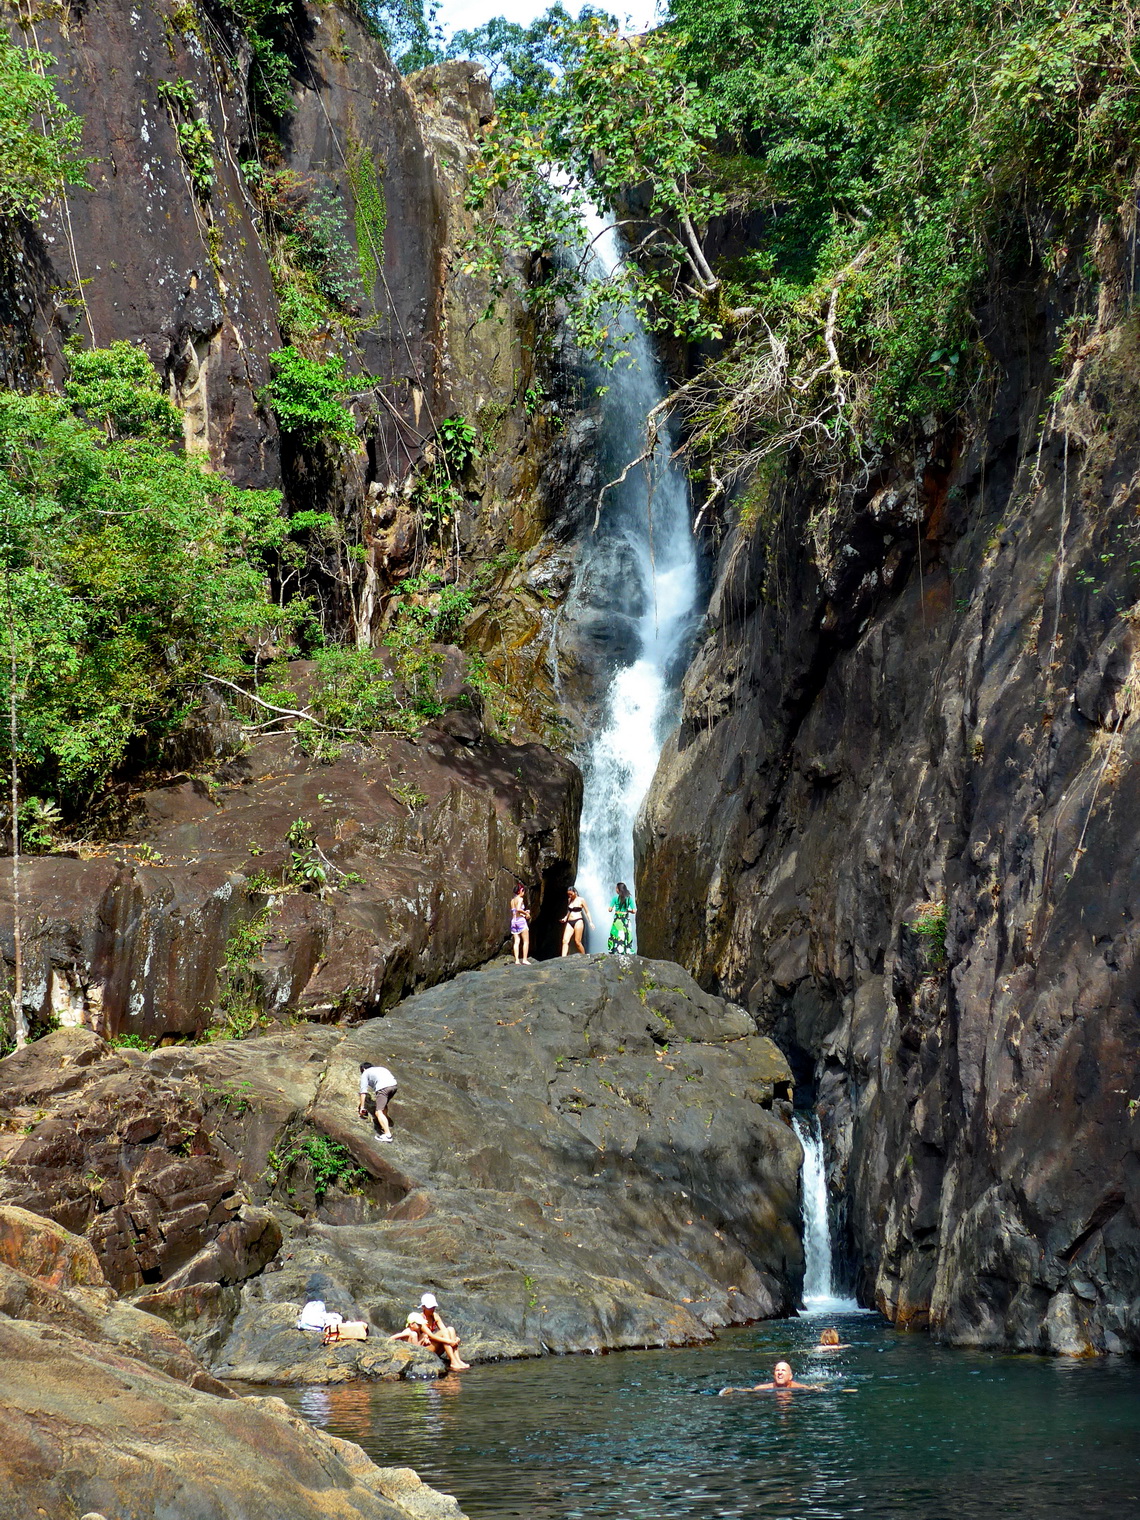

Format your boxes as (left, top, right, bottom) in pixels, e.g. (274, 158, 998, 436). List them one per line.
(793, 1113, 859, 1313)
(569, 211, 698, 948)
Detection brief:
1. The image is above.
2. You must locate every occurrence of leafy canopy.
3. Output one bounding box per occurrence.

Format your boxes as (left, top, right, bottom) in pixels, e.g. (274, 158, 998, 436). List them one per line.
(0, 36, 88, 218)
(466, 0, 1140, 487)
(0, 344, 300, 811)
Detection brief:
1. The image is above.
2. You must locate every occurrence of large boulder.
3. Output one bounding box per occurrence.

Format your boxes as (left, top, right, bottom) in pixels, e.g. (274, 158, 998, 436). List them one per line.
(139, 955, 802, 1381)
(1, 958, 802, 1383)
(0, 720, 579, 1042)
(0, 1030, 278, 1294)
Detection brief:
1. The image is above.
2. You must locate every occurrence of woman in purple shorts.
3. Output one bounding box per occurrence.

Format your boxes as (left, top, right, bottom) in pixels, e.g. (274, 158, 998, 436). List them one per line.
(510, 883, 532, 964)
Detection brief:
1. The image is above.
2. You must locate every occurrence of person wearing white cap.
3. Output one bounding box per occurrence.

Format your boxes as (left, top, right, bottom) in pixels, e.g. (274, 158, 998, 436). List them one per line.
(389, 1291, 470, 1371)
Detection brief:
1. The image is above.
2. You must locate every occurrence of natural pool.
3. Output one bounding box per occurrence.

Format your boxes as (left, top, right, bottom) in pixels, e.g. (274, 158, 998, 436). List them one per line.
(283, 1310, 1140, 1519)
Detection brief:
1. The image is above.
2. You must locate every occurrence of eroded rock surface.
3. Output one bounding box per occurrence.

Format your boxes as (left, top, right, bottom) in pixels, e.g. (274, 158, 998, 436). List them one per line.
(0, 710, 579, 1040)
(639, 266, 1140, 1355)
(0, 957, 801, 1383)
(0, 1204, 468, 1520)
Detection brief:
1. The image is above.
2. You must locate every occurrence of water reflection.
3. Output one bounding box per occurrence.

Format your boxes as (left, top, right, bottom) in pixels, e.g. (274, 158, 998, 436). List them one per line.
(281, 1315, 1140, 1519)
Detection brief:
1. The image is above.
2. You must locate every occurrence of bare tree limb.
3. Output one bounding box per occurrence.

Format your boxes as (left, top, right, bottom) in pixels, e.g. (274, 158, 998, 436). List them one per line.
(204, 675, 329, 728)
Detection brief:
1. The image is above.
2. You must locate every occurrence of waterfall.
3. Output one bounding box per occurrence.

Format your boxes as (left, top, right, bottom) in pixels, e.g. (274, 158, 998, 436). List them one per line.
(566, 211, 699, 948)
(793, 1113, 859, 1313)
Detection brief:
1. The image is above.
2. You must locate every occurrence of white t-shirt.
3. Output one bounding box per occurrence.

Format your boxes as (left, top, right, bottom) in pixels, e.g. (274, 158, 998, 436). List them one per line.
(359, 1065, 397, 1095)
(296, 1300, 343, 1332)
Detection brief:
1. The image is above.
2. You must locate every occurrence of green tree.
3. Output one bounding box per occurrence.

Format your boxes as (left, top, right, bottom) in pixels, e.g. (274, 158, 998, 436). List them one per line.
(447, 5, 615, 113)
(0, 345, 300, 812)
(0, 36, 88, 218)
(469, 0, 1140, 491)
(262, 347, 357, 442)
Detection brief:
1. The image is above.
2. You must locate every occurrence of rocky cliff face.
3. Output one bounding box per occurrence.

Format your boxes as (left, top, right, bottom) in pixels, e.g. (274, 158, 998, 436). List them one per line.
(4, 688, 579, 1039)
(640, 244, 1140, 1356)
(0, 0, 591, 1031)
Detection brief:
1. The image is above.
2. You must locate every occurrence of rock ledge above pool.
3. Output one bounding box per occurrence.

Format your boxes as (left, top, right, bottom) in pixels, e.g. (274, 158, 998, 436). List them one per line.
(0, 956, 804, 1384)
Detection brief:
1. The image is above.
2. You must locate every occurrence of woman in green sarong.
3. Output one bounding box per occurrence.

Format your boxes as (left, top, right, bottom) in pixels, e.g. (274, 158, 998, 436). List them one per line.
(607, 882, 635, 954)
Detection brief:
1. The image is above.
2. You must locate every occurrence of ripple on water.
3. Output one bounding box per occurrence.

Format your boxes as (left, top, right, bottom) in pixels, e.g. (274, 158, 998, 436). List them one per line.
(280, 1315, 1140, 1519)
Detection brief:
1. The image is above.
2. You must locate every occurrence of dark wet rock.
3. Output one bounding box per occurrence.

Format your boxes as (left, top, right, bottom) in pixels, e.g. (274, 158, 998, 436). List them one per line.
(639, 274, 1140, 1355)
(0, 1205, 468, 1518)
(1, 959, 801, 1383)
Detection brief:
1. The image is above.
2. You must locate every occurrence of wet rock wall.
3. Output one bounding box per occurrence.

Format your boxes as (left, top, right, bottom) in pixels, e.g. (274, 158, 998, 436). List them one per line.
(639, 233, 1140, 1355)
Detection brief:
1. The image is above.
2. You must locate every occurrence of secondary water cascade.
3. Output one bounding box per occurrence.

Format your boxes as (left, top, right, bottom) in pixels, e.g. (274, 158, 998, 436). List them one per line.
(567, 211, 699, 946)
(793, 1113, 859, 1313)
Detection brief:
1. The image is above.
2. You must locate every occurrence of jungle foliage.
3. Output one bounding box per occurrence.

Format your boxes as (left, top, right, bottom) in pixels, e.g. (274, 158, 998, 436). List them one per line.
(467, 0, 1140, 495)
(0, 35, 88, 218)
(0, 344, 300, 814)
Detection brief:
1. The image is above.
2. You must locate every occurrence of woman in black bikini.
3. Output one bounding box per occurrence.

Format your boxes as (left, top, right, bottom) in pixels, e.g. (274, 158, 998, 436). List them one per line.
(560, 885, 593, 956)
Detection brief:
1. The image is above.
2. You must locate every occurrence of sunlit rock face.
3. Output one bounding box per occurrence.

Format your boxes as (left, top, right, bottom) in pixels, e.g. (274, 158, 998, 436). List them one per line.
(639, 256, 1140, 1356)
(0, 1203, 469, 1517)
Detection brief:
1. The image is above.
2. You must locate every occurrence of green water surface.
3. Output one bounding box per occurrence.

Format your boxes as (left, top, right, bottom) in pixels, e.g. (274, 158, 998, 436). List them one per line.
(283, 1312, 1140, 1519)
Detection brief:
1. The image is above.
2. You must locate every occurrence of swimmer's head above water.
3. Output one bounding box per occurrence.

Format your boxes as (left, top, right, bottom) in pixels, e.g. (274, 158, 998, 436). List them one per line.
(718, 1361, 825, 1395)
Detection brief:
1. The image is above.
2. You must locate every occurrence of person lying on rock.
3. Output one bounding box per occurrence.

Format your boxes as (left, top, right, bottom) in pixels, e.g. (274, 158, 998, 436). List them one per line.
(389, 1292, 470, 1371)
(719, 1360, 823, 1394)
(358, 1061, 397, 1142)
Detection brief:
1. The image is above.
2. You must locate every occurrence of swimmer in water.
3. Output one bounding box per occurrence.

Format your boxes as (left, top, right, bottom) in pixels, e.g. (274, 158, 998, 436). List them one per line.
(719, 1360, 823, 1394)
(817, 1327, 851, 1349)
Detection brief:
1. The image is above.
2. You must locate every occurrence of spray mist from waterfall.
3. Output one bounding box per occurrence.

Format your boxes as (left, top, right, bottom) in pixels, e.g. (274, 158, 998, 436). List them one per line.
(793, 1113, 860, 1314)
(569, 210, 698, 947)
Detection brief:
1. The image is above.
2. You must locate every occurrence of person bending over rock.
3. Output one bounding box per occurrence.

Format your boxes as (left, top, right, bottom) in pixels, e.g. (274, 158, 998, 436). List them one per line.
(358, 1061, 397, 1142)
(390, 1292, 470, 1371)
(719, 1360, 823, 1394)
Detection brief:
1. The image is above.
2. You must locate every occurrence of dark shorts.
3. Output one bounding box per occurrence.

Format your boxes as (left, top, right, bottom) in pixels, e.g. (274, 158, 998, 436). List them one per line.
(363, 1085, 396, 1112)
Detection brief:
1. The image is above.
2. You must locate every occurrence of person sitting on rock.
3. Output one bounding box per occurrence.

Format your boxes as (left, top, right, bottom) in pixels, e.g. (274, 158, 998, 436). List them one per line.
(719, 1360, 822, 1394)
(389, 1292, 470, 1372)
(358, 1061, 397, 1142)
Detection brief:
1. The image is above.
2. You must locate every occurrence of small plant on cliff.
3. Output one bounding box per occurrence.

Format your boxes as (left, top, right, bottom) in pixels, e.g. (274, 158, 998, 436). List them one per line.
(266, 1131, 365, 1202)
(109, 1031, 157, 1051)
(411, 416, 480, 532)
(214, 904, 274, 1038)
(258, 170, 362, 312)
(262, 347, 356, 444)
(16, 796, 64, 853)
(285, 817, 328, 891)
(910, 901, 949, 968)
(157, 79, 215, 200)
(297, 1134, 366, 1200)
(0, 38, 88, 218)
